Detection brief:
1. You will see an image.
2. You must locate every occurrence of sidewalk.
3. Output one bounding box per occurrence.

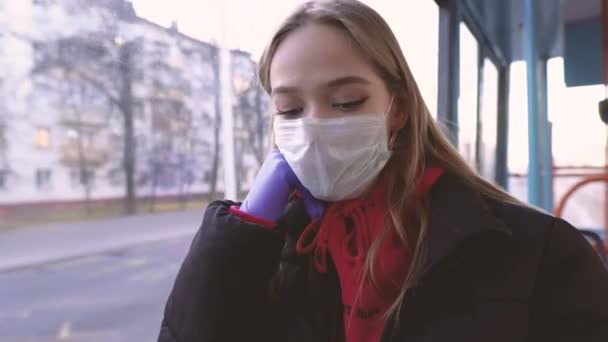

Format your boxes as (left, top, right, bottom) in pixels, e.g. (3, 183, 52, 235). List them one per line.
(0, 209, 203, 272)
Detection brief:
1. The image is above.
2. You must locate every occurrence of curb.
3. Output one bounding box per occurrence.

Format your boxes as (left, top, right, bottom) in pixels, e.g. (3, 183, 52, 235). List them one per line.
(0, 230, 196, 274)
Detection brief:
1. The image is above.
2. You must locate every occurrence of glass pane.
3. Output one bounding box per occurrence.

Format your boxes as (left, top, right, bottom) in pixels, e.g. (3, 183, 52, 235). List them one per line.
(480, 58, 498, 180)
(548, 57, 606, 230)
(507, 61, 530, 202)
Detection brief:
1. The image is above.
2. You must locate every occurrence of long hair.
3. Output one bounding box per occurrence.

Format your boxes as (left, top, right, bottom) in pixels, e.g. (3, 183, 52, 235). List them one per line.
(258, 0, 520, 325)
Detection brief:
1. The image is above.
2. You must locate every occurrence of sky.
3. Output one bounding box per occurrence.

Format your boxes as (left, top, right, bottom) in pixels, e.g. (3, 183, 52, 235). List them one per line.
(130, 0, 316, 57)
(130, 0, 608, 173)
(130, 0, 439, 105)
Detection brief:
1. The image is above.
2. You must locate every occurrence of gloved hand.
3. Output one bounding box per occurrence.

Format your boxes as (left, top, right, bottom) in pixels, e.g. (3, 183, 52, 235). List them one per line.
(240, 150, 325, 223)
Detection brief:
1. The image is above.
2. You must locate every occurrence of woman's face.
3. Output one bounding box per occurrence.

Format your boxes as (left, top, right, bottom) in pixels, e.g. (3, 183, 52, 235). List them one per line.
(269, 23, 392, 120)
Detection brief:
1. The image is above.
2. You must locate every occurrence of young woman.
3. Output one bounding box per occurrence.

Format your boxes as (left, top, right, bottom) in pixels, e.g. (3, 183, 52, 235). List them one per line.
(157, 1, 608, 341)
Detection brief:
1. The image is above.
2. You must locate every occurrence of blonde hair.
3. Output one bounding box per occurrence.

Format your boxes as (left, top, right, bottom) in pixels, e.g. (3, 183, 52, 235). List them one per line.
(258, 0, 519, 328)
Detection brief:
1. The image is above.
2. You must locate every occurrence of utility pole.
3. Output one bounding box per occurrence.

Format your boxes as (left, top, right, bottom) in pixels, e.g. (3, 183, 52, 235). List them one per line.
(219, 0, 237, 200)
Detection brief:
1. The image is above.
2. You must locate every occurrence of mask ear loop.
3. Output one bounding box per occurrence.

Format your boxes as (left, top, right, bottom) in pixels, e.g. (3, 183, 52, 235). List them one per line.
(385, 96, 395, 118)
(388, 134, 398, 151)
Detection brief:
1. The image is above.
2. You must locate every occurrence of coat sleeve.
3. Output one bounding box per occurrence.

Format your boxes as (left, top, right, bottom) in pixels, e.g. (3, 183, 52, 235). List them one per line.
(528, 218, 608, 341)
(157, 201, 284, 342)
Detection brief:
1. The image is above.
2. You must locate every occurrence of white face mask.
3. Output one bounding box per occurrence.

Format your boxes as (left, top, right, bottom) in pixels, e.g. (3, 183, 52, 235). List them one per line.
(273, 104, 392, 201)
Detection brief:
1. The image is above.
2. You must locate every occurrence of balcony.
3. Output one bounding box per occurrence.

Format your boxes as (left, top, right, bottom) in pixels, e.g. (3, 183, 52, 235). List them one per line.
(60, 110, 109, 132)
(150, 87, 185, 102)
(60, 142, 109, 168)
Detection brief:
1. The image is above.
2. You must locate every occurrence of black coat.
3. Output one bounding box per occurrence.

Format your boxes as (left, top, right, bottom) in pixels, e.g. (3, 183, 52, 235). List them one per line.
(157, 173, 608, 342)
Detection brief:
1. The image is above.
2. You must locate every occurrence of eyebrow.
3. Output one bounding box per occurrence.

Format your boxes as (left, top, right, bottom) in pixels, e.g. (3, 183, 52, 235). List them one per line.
(271, 75, 372, 95)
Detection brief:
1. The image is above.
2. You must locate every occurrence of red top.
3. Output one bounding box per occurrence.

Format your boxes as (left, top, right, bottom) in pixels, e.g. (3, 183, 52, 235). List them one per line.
(296, 168, 444, 342)
(231, 168, 444, 342)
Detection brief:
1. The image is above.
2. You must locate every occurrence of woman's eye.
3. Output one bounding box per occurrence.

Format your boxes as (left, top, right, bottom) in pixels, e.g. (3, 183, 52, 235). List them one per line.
(276, 108, 302, 117)
(333, 97, 368, 111)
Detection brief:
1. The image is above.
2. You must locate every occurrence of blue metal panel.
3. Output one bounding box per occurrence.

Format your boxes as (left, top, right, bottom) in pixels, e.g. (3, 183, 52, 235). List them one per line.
(475, 50, 485, 171)
(457, 0, 561, 64)
(495, 66, 510, 190)
(564, 18, 602, 87)
(544, 120, 553, 211)
(539, 60, 554, 211)
(524, 0, 542, 208)
(510, 0, 563, 61)
(461, 0, 510, 66)
(437, 0, 461, 146)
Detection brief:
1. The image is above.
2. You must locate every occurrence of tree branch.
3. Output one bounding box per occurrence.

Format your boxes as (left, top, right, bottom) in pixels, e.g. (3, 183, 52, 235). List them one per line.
(31, 60, 121, 108)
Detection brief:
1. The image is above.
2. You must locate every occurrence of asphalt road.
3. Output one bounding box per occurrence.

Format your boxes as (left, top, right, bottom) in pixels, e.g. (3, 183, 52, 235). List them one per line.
(0, 235, 193, 342)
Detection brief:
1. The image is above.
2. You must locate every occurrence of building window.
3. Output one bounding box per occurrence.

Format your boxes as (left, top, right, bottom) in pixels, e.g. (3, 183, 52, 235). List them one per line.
(34, 127, 51, 148)
(0, 170, 7, 190)
(108, 168, 124, 187)
(66, 128, 79, 142)
(35, 169, 52, 190)
(203, 170, 211, 183)
(70, 169, 95, 187)
(70, 170, 79, 187)
(0, 124, 6, 150)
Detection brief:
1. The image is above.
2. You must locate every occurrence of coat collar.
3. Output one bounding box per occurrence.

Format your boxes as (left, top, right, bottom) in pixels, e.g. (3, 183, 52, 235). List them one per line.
(410, 172, 513, 286)
(283, 172, 514, 284)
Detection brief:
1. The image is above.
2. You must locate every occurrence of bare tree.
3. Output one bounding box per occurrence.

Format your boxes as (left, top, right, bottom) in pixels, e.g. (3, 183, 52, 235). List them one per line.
(118, 40, 138, 214)
(0, 78, 9, 172)
(31, 33, 142, 214)
(232, 52, 270, 194)
(209, 49, 222, 199)
(144, 51, 198, 209)
(54, 72, 111, 213)
(235, 81, 268, 165)
(0, 77, 10, 188)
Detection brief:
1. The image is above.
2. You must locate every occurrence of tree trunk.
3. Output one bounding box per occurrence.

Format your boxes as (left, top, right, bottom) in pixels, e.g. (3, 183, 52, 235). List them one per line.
(254, 85, 265, 165)
(73, 84, 92, 216)
(150, 162, 158, 213)
(209, 52, 221, 199)
(120, 42, 137, 214)
(77, 135, 92, 216)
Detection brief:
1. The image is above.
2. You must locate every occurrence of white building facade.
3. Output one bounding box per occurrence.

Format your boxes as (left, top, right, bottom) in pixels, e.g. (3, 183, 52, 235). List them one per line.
(0, 0, 267, 205)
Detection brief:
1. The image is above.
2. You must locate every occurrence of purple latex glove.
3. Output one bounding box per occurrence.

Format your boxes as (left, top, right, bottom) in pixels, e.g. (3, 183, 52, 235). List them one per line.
(240, 150, 325, 222)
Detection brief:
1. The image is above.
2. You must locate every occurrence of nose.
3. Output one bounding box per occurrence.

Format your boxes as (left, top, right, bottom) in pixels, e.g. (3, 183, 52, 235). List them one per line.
(306, 103, 325, 119)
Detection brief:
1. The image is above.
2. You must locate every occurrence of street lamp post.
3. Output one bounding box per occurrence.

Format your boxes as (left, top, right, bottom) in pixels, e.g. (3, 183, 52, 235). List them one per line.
(219, 0, 237, 200)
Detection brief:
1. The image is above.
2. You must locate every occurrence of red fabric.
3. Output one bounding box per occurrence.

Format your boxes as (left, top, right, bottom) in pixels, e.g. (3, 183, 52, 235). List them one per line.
(296, 168, 444, 342)
(229, 205, 277, 229)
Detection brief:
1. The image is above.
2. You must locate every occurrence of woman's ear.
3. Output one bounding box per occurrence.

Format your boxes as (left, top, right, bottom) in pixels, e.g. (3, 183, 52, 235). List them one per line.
(386, 95, 409, 150)
(388, 95, 408, 131)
